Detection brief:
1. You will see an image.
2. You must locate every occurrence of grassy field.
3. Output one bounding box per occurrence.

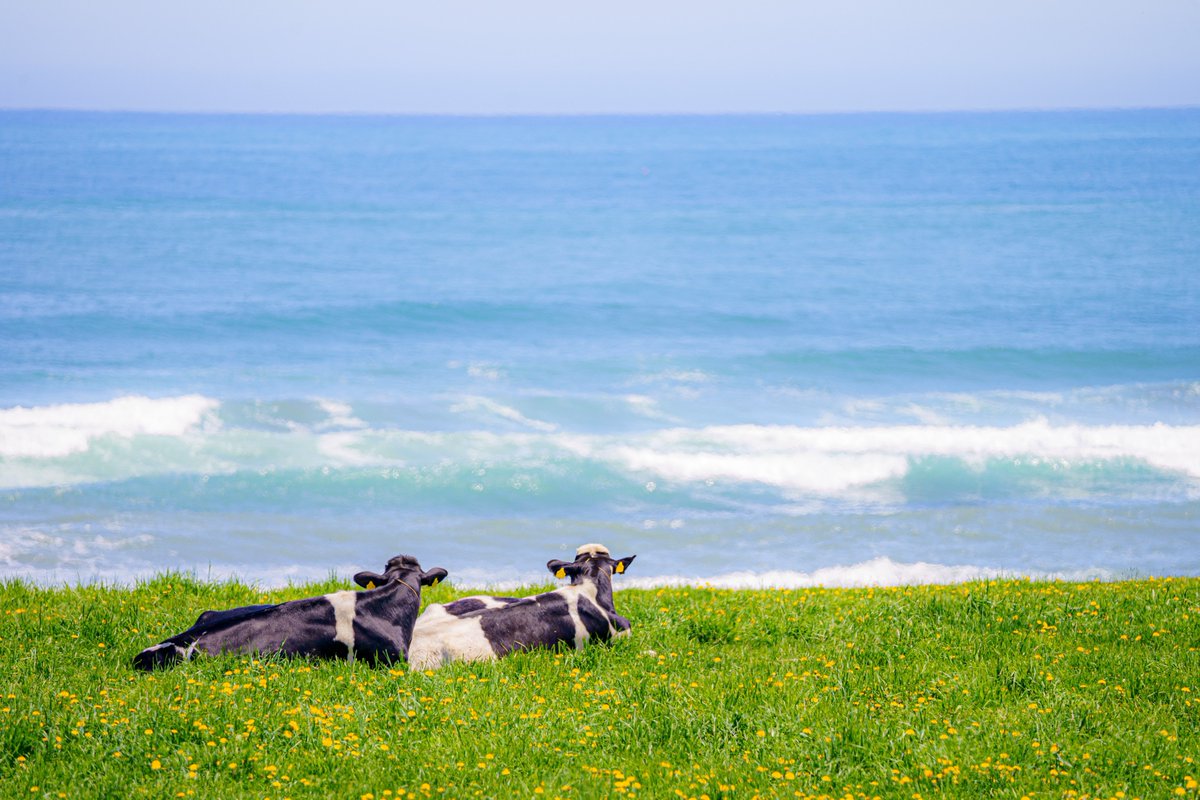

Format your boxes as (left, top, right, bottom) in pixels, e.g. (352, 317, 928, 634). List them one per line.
(1, 575, 1196, 800)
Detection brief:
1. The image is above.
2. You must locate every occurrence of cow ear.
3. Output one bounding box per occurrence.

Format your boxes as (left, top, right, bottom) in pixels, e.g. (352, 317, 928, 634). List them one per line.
(420, 567, 448, 587)
(354, 571, 387, 589)
(547, 560, 581, 580)
(613, 555, 636, 575)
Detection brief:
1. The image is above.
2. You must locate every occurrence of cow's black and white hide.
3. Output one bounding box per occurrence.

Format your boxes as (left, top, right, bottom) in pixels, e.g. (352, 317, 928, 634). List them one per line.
(407, 543, 634, 670)
(132, 555, 447, 670)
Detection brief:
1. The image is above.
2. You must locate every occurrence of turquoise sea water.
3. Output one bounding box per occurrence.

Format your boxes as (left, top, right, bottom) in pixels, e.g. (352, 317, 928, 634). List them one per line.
(2, 109, 1198, 586)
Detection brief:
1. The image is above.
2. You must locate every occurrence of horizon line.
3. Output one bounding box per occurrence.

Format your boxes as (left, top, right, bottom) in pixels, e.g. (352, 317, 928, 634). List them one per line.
(2, 102, 1198, 119)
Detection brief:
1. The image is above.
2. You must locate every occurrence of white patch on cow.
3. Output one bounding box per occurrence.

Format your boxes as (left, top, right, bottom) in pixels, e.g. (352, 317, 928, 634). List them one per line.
(566, 593, 587, 649)
(324, 591, 357, 660)
(575, 543, 610, 558)
(409, 603, 497, 670)
(557, 582, 602, 649)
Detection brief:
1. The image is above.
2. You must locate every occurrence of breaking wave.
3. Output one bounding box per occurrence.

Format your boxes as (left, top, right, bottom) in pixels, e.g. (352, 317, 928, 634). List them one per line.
(2, 396, 1198, 509)
(0, 395, 218, 459)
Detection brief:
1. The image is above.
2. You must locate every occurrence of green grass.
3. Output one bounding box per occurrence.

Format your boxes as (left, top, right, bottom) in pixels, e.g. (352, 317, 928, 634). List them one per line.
(1, 576, 1197, 800)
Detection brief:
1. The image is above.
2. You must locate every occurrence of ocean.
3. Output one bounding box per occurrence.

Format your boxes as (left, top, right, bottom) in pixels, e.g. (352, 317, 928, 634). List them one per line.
(2, 109, 1198, 588)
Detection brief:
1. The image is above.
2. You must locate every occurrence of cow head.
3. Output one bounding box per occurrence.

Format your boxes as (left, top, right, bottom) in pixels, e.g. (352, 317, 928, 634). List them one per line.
(547, 543, 635, 583)
(354, 554, 448, 590)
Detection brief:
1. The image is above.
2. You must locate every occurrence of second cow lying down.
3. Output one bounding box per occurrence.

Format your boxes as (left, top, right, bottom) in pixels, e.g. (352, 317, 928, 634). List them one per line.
(408, 543, 635, 670)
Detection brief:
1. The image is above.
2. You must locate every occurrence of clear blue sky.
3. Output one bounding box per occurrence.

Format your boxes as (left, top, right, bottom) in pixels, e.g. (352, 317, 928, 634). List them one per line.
(2, 0, 1198, 114)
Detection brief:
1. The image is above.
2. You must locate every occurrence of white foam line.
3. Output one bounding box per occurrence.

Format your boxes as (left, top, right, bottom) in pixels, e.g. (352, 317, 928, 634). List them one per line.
(0, 558, 1149, 589)
(5, 403, 1199, 497)
(444, 558, 1120, 592)
(0, 395, 219, 459)
(0, 562, 370, 589)
(624, 394, 682, 423)
(315, 399, 367, 430)
(450, 396, 559, 432)
(466, 363, 504, 381)
(627, 369, 713, 387)
(616, 558, 1118, 589)
(568, 419, 1200, 493)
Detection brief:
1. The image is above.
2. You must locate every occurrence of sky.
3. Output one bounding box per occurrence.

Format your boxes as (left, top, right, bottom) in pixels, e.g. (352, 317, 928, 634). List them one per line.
(1, 0, 1198, 115)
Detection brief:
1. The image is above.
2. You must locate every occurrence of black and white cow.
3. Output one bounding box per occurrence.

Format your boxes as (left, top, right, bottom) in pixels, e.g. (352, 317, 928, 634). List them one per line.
(407, 543, 634, 670)
(132, 555, 447, 670)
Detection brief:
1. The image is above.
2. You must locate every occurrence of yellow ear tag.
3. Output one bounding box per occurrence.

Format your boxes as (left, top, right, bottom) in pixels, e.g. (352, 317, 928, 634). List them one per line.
(555, 568, 566, 579)
(615, 562, 625, 574)
(365, 581, 376, 589)
(431, 578, 439, 586)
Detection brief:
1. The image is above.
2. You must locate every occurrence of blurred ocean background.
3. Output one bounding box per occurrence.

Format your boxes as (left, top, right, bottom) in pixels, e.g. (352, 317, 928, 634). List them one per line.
(1, 109, 1198, 587)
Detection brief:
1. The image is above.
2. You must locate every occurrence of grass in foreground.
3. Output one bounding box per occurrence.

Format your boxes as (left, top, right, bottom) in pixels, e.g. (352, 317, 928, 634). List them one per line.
(0, 576, 1197, 799)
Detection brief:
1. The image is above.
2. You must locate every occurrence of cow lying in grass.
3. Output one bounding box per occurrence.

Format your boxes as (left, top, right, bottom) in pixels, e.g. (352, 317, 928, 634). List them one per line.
(407, 543, 634, 670)
(132, 555, 447, 670)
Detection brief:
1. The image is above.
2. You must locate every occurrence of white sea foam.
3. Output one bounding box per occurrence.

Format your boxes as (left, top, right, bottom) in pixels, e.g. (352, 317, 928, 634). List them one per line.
(624, 394, 680, 423)
(315, 431, 376, 466)
(632, 369, 712, 385)
(449, 557, 1118, 592)
(0, 527, 156, 570)
(899, 403, 951, 426)
(619, 558, 1117, 589)
(450, 396, 559, 432)
(605, 445, 909, 495)
(446, 360, 505, 380)
(989, 389, 1068, 405)
(2, 557, 1124, 590)
(315, 399, 367, 430)
(4, 397, 1199, 498)
(0, 395, 219, 459)
(571, 419, 1200, 494)
(466, 363, 505, 381)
